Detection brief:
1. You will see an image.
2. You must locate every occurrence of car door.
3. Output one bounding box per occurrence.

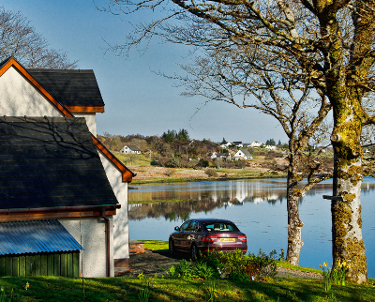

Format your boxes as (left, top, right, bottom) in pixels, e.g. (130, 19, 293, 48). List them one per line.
(181, 220, 198, 250)
(173, 220, 191, 250)
(178, 220, 197, 251)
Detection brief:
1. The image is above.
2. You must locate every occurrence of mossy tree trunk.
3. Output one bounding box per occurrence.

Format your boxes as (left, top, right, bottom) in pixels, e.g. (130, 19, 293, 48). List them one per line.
(319, 0, 371, 284)
(330, 94, 367, 283)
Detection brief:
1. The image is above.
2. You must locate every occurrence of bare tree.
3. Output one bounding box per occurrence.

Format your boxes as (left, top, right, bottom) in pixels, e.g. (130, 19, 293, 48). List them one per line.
(174, 46, 333, 265)
(104, 0, 375, 283)
(0, 6, 77, 69)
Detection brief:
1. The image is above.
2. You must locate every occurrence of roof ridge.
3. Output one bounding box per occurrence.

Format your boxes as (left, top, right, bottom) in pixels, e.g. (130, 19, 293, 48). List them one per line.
(0, 116, 86, 123)
(28, 69, 94, 73)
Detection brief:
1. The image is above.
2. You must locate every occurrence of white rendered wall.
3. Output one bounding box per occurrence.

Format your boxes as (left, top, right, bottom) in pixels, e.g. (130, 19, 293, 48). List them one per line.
(98, 152, 130, 261)
(74, 113, 97, 136)
(59, 217, 114, 278)
(0, 67, 63, 117)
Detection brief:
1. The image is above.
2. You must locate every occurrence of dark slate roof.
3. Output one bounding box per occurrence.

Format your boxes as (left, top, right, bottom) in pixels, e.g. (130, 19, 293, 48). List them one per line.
(0, 116, 118, 209)
(125, 145, 141, 152)
(0, 220, 83, 256)
(28, 69, 105, 107)
(239, 149, 252, 157)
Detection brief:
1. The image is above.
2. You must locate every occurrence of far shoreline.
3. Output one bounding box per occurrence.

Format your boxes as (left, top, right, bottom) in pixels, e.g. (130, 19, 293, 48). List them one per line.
(130, 172, 288, 186)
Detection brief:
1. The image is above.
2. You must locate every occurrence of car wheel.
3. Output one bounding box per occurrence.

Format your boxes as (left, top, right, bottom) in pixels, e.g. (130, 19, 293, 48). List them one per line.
(169, 239, 175, 255)
(191, 244, 198, 261)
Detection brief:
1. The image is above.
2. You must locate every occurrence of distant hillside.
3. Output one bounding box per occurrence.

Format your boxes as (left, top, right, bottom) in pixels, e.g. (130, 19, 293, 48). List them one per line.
(97, 132, 221, 168)
(97, 132, 334, 173)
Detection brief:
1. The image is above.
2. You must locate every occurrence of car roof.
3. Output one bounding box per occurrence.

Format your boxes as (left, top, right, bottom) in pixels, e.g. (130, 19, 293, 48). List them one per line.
(192, 218, 234, 223)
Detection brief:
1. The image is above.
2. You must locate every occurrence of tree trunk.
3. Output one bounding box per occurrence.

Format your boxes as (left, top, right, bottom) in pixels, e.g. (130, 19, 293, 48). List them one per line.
(286, 172, 304, 265)
(331, 96, 368, 284)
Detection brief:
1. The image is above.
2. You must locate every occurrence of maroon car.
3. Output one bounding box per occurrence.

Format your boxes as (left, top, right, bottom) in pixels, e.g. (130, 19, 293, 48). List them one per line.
(169, 218, 247, 260)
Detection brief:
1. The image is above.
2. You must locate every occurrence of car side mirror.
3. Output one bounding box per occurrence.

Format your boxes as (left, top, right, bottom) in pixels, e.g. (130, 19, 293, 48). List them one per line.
(174, 226, 180, 231)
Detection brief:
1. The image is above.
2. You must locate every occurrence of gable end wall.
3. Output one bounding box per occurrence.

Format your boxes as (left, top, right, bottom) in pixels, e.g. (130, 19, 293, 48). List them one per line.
(0, 67, 64, 117)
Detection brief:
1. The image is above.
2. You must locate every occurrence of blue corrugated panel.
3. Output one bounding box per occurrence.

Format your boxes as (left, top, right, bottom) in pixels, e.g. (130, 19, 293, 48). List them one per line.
(0, 220, 83, 256)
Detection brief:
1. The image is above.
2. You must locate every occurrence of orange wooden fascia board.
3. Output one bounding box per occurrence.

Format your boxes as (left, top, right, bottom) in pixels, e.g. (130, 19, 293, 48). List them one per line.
(0, 209, 117, 222)
(65, 106, 105, 113)
(0, 58, 73, 117)
(92, 136, 133, 182)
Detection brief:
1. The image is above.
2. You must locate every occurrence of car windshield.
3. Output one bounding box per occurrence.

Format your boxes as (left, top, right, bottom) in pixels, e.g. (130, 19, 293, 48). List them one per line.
(203, 222, 239, 232)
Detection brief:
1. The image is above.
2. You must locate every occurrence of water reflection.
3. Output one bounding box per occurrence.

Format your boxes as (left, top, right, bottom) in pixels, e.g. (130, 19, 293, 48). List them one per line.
(129, 179, 375, 221)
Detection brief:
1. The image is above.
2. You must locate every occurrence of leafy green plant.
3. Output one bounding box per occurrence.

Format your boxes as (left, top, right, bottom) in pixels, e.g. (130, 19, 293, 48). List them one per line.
(205, 279, 219, 302)
(320, 262, 332, 292)
(137, 273, 154, 302)
(0, 287, 14, 302)
(320, 260, 350, 292)
(198, 249, 277, 281)
(335, 260, 349, 286)
(162, 259, 193, 279)
(191, 260, 216, 280)
(248, 249, 278, 278)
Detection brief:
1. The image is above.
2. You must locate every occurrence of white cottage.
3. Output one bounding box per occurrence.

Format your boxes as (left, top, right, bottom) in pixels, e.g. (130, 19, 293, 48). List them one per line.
(234, 149, 253, 160)
(120, 145, 142, 154)
(0, 57, 134, 277)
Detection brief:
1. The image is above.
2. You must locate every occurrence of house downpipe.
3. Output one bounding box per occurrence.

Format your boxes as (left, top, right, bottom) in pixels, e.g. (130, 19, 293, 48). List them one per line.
(101, 209, 111, 277)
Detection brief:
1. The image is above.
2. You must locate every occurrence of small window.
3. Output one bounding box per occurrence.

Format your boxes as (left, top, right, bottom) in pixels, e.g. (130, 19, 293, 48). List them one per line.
(203, 222, 239, 232)
(186, 221, 198, 232)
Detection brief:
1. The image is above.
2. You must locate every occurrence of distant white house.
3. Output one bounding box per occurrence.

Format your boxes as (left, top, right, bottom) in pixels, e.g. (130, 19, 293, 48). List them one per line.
(120, 145, 142, 154)
(265, 145, 277, 151)
(220, 141, 244, 148)
(216, 153, 232, 161)
(220, 142, 231, 149)
(207, 152, 218, 160)
(249, 141, 262, 148)
(232, 141, 244, 148)
(234, 149, 253, 160)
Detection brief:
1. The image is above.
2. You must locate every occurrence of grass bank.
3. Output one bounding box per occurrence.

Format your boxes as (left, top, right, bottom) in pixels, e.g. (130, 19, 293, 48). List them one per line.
(1, 272, 374, 302)
(131, 172, 286, 185)
(115, 153, 287, 185)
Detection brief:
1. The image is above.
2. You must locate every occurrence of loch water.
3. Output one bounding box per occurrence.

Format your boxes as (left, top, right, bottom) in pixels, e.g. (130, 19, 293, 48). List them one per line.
(128, 177, 375, 277)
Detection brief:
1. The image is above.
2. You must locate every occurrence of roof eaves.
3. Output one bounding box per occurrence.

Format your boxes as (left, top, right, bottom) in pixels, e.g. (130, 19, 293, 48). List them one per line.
(0, 204, 121, 215)
(65, 106, 105, 113)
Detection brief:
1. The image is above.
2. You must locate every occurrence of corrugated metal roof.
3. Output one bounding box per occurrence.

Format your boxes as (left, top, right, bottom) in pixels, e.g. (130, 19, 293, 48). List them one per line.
(0, 220, 83, 256)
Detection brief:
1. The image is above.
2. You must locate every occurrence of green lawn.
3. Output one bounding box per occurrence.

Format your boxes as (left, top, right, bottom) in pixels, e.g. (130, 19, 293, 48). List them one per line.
(112, 152, 151, 167)
(0, 275, 374, 301)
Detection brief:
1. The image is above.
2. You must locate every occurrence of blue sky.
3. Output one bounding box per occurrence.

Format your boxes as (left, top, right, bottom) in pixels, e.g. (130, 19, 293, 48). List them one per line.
(2, 0, 287, 143)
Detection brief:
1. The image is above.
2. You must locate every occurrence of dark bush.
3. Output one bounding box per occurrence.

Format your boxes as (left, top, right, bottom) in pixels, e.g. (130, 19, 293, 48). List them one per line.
(205, 168, 218, 177)
(198, 159, 210, 168)
(165, 157, 180, 168)
(157, 157, 170, 167)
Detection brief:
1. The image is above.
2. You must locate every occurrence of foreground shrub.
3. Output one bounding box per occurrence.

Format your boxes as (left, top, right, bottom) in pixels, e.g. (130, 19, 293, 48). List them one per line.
(163, 249, 277, 281)
(163, 259, 216, 280)
(200, 249, 277, 281)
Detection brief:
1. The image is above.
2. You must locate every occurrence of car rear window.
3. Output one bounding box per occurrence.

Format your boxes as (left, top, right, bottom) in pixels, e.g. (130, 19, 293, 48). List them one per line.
(203, 222, 239, 232)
